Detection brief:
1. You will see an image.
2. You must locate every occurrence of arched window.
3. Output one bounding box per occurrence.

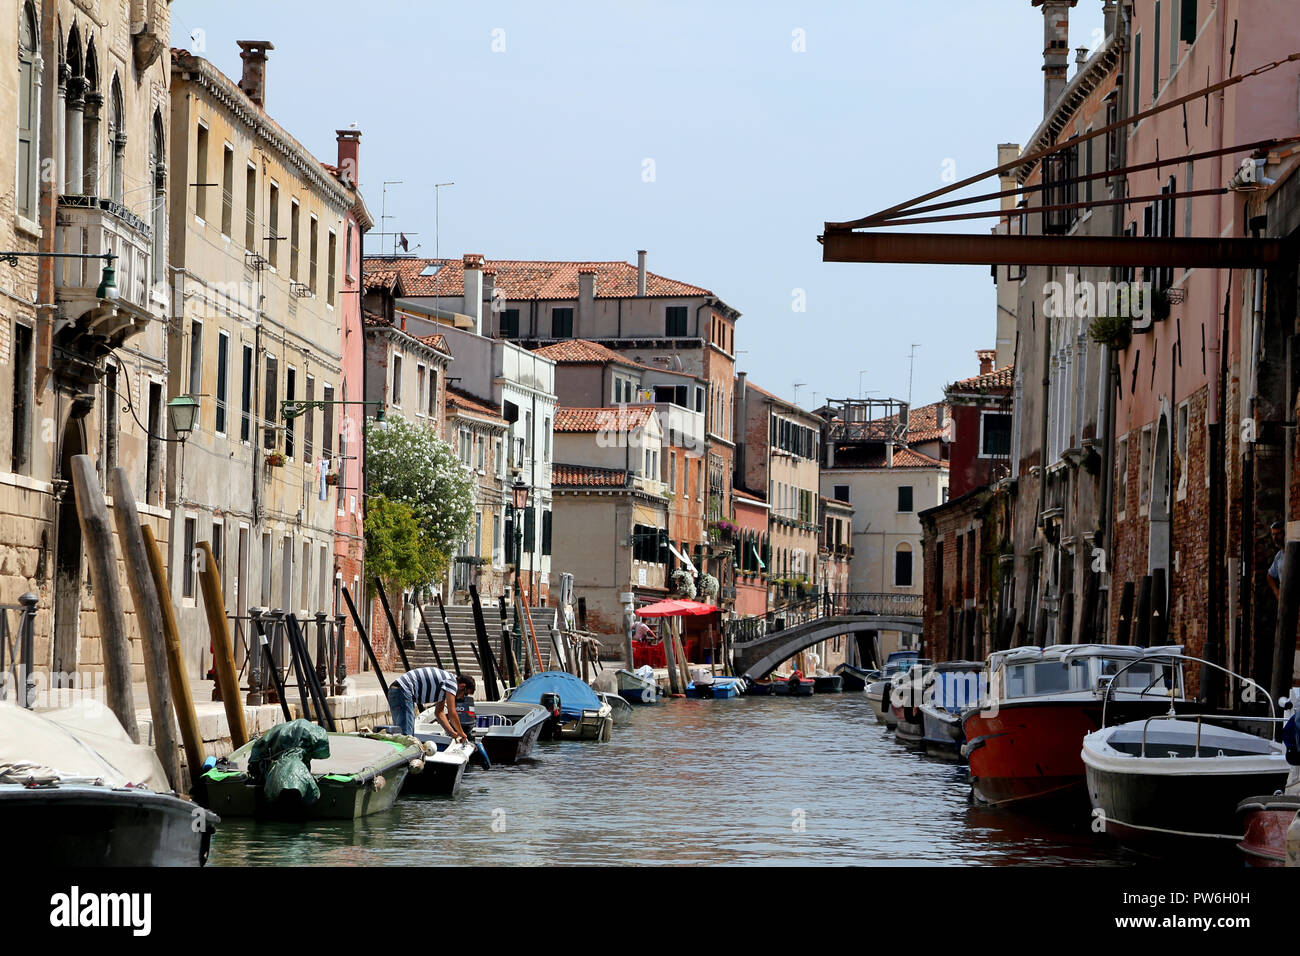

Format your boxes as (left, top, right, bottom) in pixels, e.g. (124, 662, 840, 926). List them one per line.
(83, 39, 100, 196)
(65, 24, 84, 194)
(894, 542, 914, 588)
(17, 2, 40, 219)
(108, 77, 124, 204)
(150, 109, 166, 285)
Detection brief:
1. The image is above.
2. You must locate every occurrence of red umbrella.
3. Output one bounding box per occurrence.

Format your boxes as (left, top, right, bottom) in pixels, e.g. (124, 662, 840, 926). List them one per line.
(635, 598, 719, 618)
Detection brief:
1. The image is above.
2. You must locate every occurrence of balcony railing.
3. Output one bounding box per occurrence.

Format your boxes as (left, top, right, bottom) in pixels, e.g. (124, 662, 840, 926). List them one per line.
(726, 591, 924, 644)
(54, 195, 155, 332)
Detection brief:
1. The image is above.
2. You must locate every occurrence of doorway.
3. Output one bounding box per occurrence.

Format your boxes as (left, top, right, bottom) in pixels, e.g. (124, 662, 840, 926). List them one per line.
(52, 419, 87, 677)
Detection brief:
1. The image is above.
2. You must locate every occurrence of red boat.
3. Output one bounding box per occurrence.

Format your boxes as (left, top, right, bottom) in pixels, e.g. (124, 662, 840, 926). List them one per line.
(1237, 789, 1299, 866)
(962, 644, 1185, 809)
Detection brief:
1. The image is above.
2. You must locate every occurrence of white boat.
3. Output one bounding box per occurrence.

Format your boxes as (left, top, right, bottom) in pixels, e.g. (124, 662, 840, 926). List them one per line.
(919, 661, 986, 760)
(466, 700, 551, 764)
(1, 705, 219, 865)
(408, 709, 477, 796)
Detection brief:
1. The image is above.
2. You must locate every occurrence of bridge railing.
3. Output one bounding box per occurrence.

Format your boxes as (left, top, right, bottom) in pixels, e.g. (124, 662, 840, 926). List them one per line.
(726, 592, 922, 644)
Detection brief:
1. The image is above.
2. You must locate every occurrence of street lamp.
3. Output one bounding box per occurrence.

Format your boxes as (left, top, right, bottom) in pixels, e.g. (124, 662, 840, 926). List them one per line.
(166, 395, 200, 439)
(511, 475, 530, 567)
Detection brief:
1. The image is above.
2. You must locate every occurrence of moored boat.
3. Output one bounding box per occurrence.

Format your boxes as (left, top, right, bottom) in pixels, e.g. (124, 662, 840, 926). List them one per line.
(962, 644, 1186, 809)
(0, 705, 219, 866)
(616, 667, 663, 704)
(509, 671, 613, 741)
(920, 660, 986, 760)
(200, 721, 423, 820)
(466, 700, 550, 764)
(687, 676, 745, 699)
(813, 673, 843, 693)
(835, 663, 872, 691)
(891, 665, 932, 747)
(1235, 705, 1299, 866)
(1084, 716, 1290, 859)
(409, 709, 479, 795)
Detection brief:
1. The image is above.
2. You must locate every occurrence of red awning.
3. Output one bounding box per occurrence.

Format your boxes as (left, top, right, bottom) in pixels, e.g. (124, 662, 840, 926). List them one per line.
(634, 599, 719, 618)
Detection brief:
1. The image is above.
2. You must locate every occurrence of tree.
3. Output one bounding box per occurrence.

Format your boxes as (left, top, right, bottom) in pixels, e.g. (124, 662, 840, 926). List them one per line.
(364, 495, 445, 593)
(365, 415, 475, 559)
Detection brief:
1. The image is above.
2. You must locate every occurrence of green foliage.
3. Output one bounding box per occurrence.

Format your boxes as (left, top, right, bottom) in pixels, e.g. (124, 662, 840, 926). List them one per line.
(1089, 313, 1132, 350)
(364, 495, 446, 593)
(365, 415, 475, 559)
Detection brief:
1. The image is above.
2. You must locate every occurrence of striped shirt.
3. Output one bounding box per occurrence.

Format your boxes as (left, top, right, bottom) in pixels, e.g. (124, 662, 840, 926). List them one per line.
(394, 667, 459, 706)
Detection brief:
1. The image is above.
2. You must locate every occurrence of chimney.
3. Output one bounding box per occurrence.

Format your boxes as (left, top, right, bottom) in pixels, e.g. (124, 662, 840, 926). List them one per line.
(1075, 46, 1089, 70)
(636, 250, 647, 297)
(236, 41, 274, 108)
(483, 270, 497, 328)
(978, 349, 995, 375)
(462, 254, 484, 336)
(1031, 2, 1077, 115)
(336, 128, 361, 187)
(578, 270, 596, 334)
(1102, 0, 1118, 41)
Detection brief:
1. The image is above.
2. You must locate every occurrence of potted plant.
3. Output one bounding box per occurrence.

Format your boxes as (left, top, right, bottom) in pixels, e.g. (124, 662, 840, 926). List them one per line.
(699, 573, 719, 600)
(670, 568, 696, 600)
(1089, 313, 1132, 351)
(265, 451, 287, 467)
(325, 471, 340, 486)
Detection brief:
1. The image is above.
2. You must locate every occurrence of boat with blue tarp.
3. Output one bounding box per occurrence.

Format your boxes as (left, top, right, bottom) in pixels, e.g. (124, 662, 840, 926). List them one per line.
(508, 671, 613, 741)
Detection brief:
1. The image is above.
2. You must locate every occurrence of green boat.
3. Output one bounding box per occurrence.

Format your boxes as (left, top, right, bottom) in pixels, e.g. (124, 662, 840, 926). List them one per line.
(199, 723, 424, 821)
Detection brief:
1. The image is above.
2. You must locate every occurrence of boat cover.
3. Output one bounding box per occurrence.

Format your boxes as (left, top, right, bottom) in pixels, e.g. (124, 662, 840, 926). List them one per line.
(248, 719, 331, 805)
(509, 671, 602, 716)
(0, 705, 170, 791)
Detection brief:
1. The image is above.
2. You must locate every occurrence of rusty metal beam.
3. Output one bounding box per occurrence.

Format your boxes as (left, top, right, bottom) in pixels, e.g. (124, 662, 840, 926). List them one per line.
(820, 230, 1290, 269)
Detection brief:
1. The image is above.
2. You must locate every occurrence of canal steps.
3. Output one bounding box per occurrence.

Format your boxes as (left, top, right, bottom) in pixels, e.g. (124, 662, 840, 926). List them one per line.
(412, 604, 558, 683)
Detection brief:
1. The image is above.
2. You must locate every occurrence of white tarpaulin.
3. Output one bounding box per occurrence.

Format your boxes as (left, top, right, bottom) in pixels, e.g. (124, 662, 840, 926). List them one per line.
(0, 704, 170, 791)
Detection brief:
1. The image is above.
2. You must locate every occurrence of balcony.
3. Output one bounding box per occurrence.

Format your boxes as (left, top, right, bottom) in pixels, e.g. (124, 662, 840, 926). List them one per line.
(54, 195, 156, 342)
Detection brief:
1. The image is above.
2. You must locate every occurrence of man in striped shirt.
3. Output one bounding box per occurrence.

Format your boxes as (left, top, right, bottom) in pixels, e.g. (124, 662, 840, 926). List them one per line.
(387, 666, 473, 740)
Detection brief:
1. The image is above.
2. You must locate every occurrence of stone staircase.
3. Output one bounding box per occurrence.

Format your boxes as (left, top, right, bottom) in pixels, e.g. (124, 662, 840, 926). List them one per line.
(409, 603, 558, 685)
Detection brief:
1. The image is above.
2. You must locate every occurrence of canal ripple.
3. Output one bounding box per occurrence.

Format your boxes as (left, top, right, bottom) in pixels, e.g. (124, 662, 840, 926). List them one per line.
(209, 694, 1133, 866)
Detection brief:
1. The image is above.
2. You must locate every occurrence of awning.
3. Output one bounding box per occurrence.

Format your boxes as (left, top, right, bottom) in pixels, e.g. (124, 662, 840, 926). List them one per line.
(667, 543, 697, 574)
(635, 599, 718, 618)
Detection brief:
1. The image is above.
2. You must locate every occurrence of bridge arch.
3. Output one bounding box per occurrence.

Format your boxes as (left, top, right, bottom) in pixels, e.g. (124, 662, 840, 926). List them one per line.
(733, 615, 923, 681)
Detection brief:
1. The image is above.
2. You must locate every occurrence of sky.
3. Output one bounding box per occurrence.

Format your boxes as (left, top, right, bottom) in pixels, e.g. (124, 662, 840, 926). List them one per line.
(169, 0, 1105, 411)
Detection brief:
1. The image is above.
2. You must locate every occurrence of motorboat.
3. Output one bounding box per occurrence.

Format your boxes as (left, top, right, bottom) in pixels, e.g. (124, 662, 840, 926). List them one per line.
(1236, 703, 1300, 866)
(891, 664, 933, 747)
(1084, 716, 1290, 859)
(834, 663, 873, 691)
(686, 676, 745, 699)
(508, 671, 613, 741)
(919, 661, 986, 760)
(769, 671, 815, 696)
(962, 644, 1186, 809)
(200, 720, 423, 820)
(866, 654, 926, 727)
(0, 705, 219, 866)
(599, 692, 636, 723)
(812, 672, 843, 693)
(464, 700, 550, 764)
(408, 708, 479, 796)
(616, 667, 662, 704)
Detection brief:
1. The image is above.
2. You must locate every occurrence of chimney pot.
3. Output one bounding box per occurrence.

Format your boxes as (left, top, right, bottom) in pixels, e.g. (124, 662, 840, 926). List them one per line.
(336, 128, 361, 187)
(636, 250, 647, 297)
(462, 255, 485, 335)
(236, 40, 274, 109)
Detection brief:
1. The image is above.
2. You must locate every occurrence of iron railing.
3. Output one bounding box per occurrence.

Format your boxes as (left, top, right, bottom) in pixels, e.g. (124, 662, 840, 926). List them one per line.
(726, 591, 924, 645)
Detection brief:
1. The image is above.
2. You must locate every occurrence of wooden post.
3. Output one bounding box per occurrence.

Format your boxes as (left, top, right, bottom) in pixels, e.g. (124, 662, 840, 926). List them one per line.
(69, 456, 137, 743)
(1116, 581, 1135, 645)
(196, 541, 249, 748)
(1134, 575, 1153, 646)
(141, 525, 206, 779)
(661, 619, 681, 695)
(107, 468, 182, 791)
(1271, 541, 1300, 704)
(673, 616, 691, 691)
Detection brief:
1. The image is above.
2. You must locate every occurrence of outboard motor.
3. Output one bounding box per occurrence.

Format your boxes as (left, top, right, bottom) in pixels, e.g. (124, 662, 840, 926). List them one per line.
(539, 691, 563, 739)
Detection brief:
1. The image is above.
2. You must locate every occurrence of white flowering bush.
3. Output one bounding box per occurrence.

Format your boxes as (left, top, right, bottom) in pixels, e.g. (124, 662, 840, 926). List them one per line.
(670, 568, 696, 599)
(699, 573, 719, 599)
(365, 415, 475, 562)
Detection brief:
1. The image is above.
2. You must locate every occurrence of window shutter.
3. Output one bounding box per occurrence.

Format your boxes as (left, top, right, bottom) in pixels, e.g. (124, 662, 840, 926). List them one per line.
(541, 510, 552, 556)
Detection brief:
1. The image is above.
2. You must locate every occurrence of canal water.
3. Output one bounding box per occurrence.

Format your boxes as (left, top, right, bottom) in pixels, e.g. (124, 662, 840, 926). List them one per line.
(209, 693, 1133, 866)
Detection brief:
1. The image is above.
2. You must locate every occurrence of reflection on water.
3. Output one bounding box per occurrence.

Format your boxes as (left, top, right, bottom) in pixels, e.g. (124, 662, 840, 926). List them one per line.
(209, 694, 1132, 866)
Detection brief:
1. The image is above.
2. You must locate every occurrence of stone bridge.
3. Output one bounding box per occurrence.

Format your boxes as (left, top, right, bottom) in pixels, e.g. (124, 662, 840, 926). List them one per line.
(727, 594, 923, 680)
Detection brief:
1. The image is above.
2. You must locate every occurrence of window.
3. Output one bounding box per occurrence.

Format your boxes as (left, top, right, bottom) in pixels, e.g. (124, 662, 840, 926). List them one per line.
(195, 124, 209, 220)
(1133, 32, 1142, 117)
(1042, 138, 1079, 235)
(1181, 0, 1198, 44)
(170, 516, 194, 606)
(1153, 1, 1162, 102)
(898, 485, 914, 513)
(493, 515, 502, 565)
(309, 217, 319, 293)
(980, 413, 1013, 458)
(523, 506, 536, 554)
(541, 511, 553, 556)
(1116, 436, 1129, 519)
(211, 521, 225, 595)
(301, 541, 312, 611)
(525, 411, 532, 455)
(934, 540, 945, 601)
(10, 323, 33, 474)
(391, 355, 403, 406)
(345, 224, 354, 279)
(102, 364, 119, 472)
(221, 145, 234, 237)
(284, 367, 296, 459)
(895, 543, 914, 588)
(322, 386, 335, 460)
(303, 375, 315, 464)
(146, 382, 163, 500)
(327, 230, 337, 305)
(240, 345, 254, 442)
(17, 5, 38, 220)
(215, 331, 229, 435)
(500, 308, 519, 339)
(416, 366, 426, 416)
(263, 355, 278, 450)
(267, 183, 280, 267)
(551, 308, 574, 338)
(544, 417, 551, 461)
(188, 320, 203, 395)
(245, 165, 257, 250)
(289, 200, 300, 281)
(426, 368, 438, 415)
(833, 484, 850, 503)
(1139, 426, 1153, 509)
(1176, 402, 1189, 497)
(666, 306, 688, 337)
(260, 532, 272, 606)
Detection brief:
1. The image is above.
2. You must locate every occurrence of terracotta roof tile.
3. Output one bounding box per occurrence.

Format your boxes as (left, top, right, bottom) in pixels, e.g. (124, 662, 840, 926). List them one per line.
(949, 364, 1014, 393)
(871, 400, 950, 444)
(553, 463, 631, 488)
(445, 387, 504, 423)
(892, 447, 949, 469)
(534, 339, 650, 371)
(361, 256, 711, 300)
(416, 332, 449, 354)
(554, 405, 657, 433)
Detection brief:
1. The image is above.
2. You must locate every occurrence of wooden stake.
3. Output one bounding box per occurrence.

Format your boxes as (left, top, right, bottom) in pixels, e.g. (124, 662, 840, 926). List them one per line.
(141, 524, 205, 778)
(673, 617, 691, 692)
(107, 468, 182, 791)
(69, 455, 137, 743)
(661, 620, 680, 695)
(196, 541, 248, 748)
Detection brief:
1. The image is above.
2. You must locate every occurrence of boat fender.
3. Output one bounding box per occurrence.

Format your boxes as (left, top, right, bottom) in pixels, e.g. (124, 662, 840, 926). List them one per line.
(472, 742, 492, 769)
(373, 774, 386, 791)
(201, 755, 217, 774)
(408, 758, 425, 775)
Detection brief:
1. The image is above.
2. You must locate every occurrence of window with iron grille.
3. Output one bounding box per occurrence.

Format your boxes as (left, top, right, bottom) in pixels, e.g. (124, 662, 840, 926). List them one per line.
(1042, 140, 1079, 235)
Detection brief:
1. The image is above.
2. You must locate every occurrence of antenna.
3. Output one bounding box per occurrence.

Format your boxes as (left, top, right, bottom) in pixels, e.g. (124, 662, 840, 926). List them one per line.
(907, 344, 921, 408)
(858, 369, 868, 400)
(381, 181, 403, 256)
(792, 382, 806, 406)
(434, 181, 454, 318)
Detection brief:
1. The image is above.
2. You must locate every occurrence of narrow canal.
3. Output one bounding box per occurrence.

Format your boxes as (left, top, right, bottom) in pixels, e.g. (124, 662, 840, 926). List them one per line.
(209, 693, 1133, 866)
